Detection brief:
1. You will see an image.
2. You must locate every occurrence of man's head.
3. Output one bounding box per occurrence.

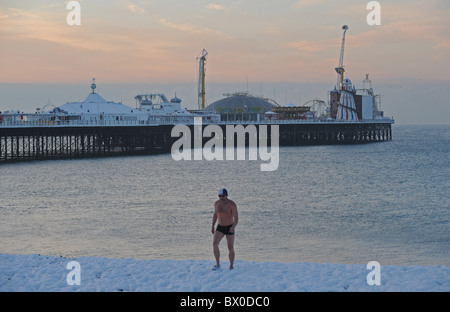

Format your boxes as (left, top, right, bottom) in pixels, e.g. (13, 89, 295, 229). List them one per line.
(218, 188, 228, 199)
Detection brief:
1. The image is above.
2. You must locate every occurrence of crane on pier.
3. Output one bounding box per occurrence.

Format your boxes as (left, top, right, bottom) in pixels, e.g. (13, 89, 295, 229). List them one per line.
(197, 49, 208, 110)
(335, 25, 348, 91)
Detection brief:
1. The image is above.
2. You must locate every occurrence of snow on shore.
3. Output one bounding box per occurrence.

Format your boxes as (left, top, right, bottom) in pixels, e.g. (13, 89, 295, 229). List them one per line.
(0, 254, 448, 292)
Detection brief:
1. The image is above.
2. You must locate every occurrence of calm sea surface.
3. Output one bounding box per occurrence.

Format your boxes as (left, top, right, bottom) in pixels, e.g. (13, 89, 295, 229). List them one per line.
(1, 125, 449, 265)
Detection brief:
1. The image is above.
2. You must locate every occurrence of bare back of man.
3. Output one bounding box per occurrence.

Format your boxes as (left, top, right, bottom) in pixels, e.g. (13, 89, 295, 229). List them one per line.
(211, 189, 238, 270)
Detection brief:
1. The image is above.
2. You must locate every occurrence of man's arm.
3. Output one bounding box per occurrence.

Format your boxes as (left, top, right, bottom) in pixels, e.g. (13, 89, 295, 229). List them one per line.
(230, 203, 238, 232)
(211, 204, 218, 234)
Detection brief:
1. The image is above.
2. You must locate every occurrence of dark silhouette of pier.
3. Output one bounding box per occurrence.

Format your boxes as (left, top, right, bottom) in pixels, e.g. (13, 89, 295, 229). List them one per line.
(0, 122, 392, 163)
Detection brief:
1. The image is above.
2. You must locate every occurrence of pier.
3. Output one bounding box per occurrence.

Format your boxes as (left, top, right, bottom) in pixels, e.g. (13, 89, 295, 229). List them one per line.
(0, 120, 392, 163)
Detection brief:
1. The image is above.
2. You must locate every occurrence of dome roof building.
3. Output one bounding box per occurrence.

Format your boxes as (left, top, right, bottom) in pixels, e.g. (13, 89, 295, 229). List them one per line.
(205, 92, 275, 122)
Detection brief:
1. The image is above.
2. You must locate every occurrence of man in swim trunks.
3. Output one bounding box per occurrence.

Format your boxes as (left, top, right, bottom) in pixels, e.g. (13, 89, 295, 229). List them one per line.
(211, 188, 238, 270)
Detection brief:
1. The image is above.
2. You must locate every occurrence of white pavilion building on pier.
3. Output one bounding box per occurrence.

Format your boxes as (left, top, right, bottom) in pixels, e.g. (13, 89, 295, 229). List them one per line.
(46, 79, 148, 123)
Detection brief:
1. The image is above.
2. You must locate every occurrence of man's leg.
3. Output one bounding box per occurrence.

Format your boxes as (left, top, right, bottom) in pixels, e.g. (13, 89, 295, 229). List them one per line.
(226, 234, 235, 269)
(213, 231, 224, 267)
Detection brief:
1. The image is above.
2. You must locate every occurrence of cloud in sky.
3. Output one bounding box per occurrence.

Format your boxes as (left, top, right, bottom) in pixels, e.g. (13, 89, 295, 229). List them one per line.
(126, 3, 145, 14)
(287, 40, 327, 53)
(205, 4, 227, 11)
(157, 18, 232, 39)
(293, 0, 327, 9)
(0, 0, 449, 84)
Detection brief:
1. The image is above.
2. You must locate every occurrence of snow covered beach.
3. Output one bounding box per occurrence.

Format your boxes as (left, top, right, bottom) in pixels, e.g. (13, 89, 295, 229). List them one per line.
(1, 254, 448, 292)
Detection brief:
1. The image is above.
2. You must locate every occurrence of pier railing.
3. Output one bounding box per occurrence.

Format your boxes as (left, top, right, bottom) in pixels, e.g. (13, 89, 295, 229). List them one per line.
(0, 117, 394, 128)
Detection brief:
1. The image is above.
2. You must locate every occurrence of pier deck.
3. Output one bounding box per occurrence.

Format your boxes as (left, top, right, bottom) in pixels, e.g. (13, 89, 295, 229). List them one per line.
(0, 120, 393, 163)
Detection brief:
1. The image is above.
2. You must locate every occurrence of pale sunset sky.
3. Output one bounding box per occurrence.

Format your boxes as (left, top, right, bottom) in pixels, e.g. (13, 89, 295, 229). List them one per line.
(0, 0, 449, 124)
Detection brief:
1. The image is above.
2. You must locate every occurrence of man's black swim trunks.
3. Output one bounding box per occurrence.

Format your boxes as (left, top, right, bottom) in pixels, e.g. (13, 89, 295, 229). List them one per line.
(216, 224, 234, 235)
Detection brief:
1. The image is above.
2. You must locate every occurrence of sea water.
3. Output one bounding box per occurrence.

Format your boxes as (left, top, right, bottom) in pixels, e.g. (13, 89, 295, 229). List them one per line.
(0, 125, 449, 266)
